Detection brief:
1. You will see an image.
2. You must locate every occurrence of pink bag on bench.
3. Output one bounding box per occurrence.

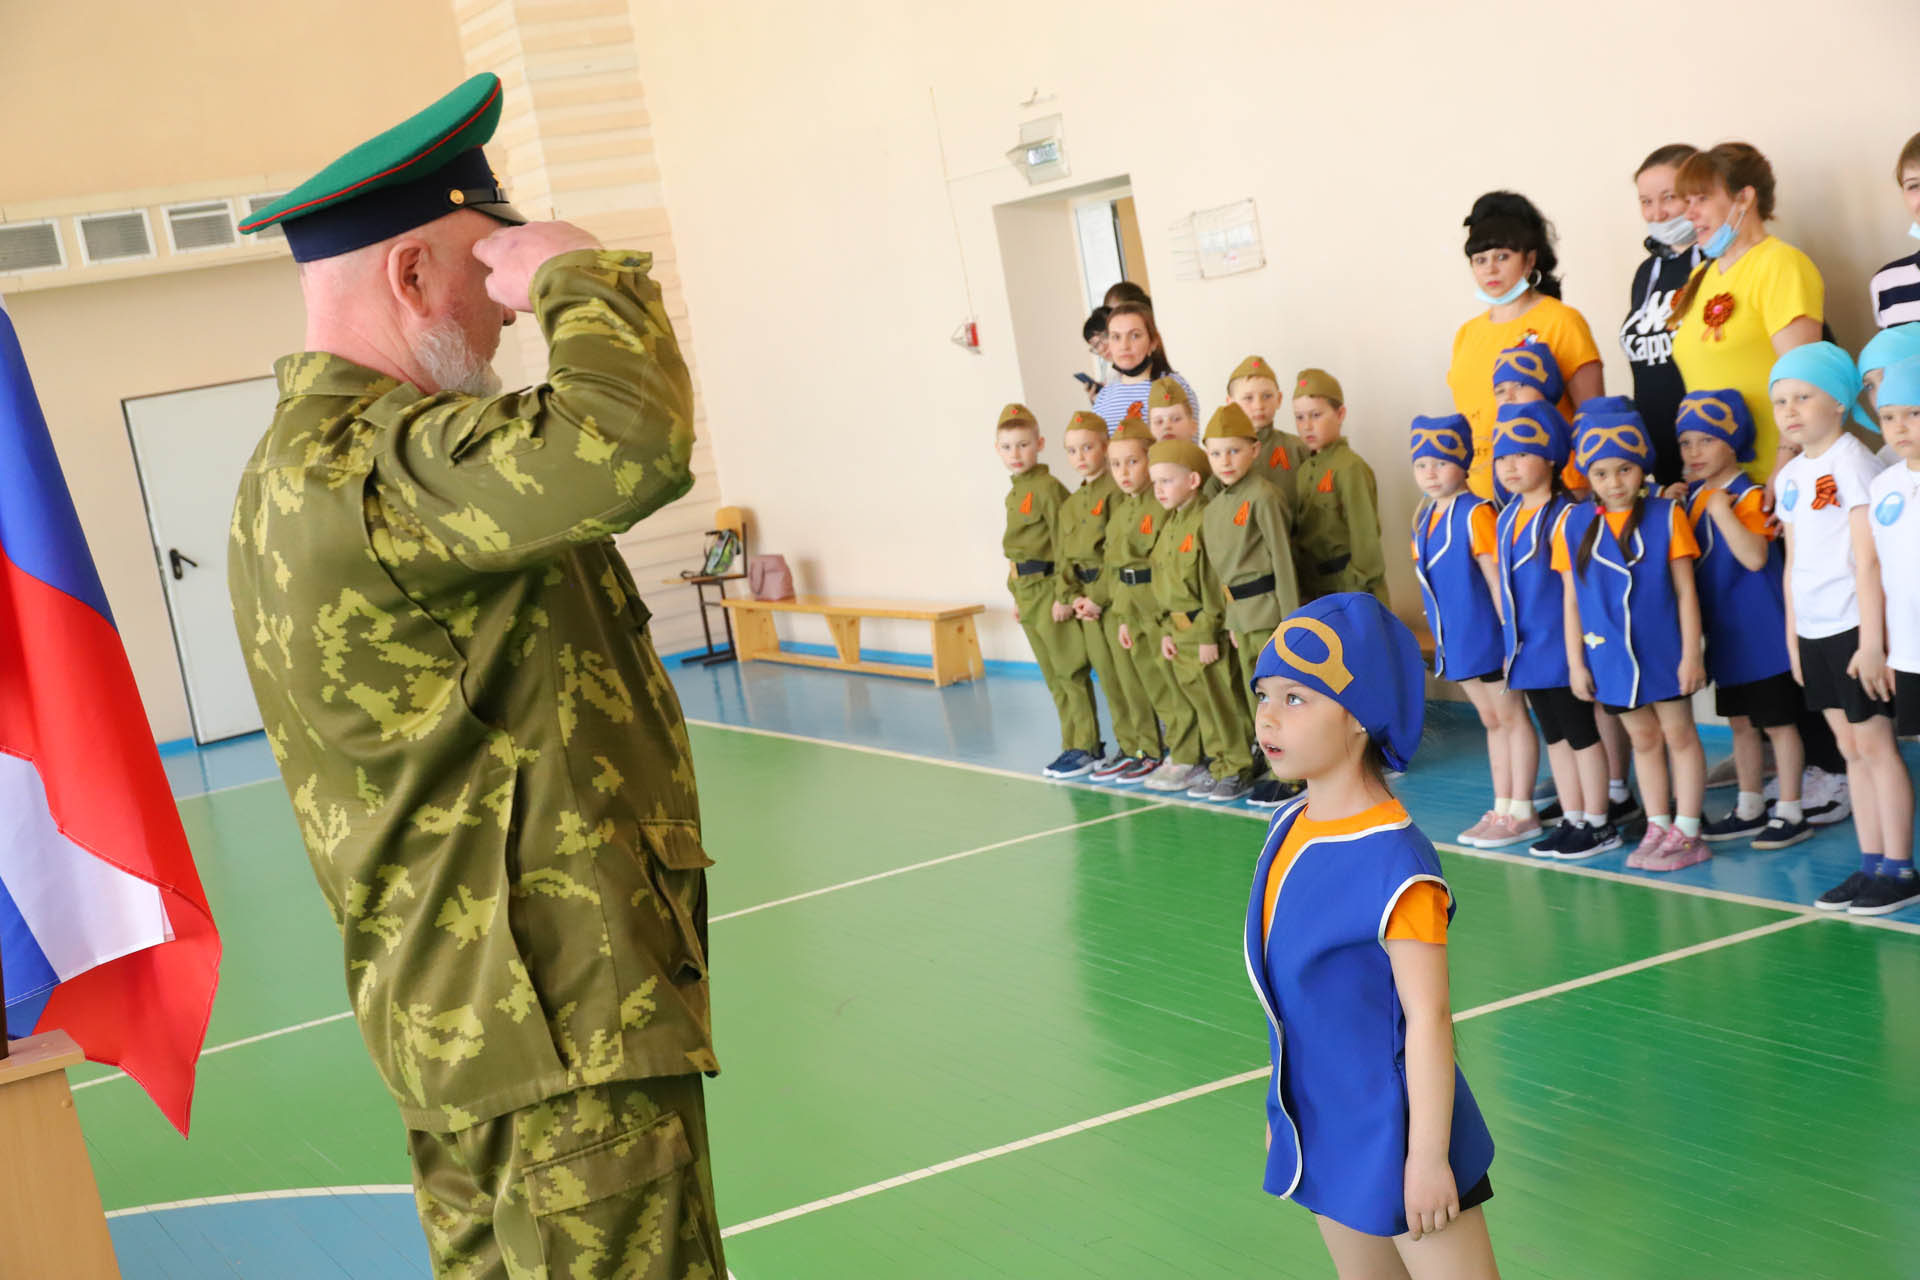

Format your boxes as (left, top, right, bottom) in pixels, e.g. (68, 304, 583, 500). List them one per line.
(748, 554, 795, 601)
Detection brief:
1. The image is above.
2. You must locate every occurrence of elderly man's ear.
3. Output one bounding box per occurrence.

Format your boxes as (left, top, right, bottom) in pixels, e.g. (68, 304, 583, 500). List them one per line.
(384, 238, 434, 319)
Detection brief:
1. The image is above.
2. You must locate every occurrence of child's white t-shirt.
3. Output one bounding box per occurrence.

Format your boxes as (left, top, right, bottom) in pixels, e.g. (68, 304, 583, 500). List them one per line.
(1773, 433, 1887, 639)
(1868, 460, 1920, 672)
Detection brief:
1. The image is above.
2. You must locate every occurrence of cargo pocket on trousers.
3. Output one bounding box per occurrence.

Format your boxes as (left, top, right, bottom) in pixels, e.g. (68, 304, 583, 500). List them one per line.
(523, 1110, 716, 1276)
(638, 821, 714, 985)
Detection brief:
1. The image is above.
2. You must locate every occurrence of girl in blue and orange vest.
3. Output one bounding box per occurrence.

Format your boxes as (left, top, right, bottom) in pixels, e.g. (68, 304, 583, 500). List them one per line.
(1671, 389, 1812, 850)
(1408, 413, 1538, 850)
(1246, 592, 1498, 1277)
(1555, 404, 1710, 872)
(1493, 401, 1620, 859)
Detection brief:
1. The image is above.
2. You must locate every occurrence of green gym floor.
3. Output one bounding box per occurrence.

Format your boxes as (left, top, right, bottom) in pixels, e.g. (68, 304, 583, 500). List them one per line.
(91, 660, 1920, 1278)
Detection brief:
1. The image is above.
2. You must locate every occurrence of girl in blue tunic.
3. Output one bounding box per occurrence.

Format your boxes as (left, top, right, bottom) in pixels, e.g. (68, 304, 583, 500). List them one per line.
(1409, 414, 1538, 851)
(1555, 404, 1710, 872)
(1245, 593, 1499, 1277)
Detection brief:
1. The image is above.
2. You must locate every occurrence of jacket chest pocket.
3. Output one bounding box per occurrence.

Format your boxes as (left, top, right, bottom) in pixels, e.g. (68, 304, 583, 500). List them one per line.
(636, 820, 713, 984)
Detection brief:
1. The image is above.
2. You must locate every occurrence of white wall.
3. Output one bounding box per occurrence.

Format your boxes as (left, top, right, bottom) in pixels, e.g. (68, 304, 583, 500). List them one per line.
(630, 0, 1920, 662)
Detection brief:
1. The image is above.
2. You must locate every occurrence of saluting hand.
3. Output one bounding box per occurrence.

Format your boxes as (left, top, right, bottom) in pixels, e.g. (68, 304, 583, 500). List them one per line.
(474, 221, 604, 312)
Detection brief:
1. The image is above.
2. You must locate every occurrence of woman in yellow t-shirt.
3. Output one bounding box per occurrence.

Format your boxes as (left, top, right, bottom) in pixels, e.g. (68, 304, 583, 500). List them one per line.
(1446, 192, 1605, 499)
(1668, 142, 1824, 486)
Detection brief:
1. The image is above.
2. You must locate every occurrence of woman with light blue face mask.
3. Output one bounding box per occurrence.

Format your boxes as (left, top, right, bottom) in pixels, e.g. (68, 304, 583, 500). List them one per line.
(1667, 142, 1825, 490)
(1619, 143, 1703, 488)
(1866, 131, 1920, 328)
(1445, 191, 1606, 501)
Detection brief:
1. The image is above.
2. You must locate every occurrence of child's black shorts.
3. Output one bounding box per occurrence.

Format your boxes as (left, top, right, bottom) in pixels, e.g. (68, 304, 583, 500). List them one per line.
(1898, 669, 1920, 737)
(1797, 629, 1894, 725)
(1459, 1173, 1494, 1215)
(1524, 686, 1600, 750)
(1713, 671, 1803, 730)
(1601, 695, 1688, 718)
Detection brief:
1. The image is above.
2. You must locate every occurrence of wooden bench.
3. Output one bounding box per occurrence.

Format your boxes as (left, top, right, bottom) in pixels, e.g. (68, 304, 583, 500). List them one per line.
(720, 596, 986, 687)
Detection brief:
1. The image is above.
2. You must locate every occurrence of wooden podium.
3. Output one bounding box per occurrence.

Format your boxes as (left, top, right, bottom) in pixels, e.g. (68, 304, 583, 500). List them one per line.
(0, 1031, 122, 1279)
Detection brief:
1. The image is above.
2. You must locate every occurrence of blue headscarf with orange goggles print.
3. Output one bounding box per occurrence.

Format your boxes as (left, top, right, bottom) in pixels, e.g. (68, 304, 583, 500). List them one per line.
(1490, 341, 1564, 403)
(1492, 400, 1571, 468)
(1409, 413, 1473, 469)
(1674, 389, 1756, 463)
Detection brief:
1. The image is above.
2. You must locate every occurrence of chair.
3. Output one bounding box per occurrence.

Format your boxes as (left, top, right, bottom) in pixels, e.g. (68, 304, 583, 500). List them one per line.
(669, 506, 748, 666)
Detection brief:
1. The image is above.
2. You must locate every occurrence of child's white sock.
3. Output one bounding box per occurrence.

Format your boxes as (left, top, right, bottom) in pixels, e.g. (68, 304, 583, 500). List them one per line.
(1675, 815, 1702, 838)
(1511, 799, 1535, 821)
(1648, 814, 1673, 831)
(1608, 779, 1630, 804)
(1584, 811, 1609, 829)
(1494, 798, 1513, 817)
(1776, 799, 1804, 823)
(1735, 791, 1766, 821)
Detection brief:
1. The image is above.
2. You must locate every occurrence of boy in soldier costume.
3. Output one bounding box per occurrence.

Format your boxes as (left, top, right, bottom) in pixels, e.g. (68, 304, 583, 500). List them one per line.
(1147, 439, 1255, 801)
(1227, 354, 1307, 509)
(1057, 410, 1160, 778)
(997, 403, 1103, 778)
(1291, 368, 1389, 604)
(1200, 403, 1302, 808)
(1106, 414, 1185, 785)
(228, 74, 725, 1277)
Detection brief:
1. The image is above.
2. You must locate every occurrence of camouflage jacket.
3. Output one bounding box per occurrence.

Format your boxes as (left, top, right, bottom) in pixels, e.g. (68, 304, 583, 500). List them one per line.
(228, 250, 714, 1131)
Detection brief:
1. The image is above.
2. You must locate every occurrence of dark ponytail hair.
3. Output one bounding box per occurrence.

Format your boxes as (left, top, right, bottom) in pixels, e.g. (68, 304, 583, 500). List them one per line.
(1462, 191, 1563, 300)
(1574, 489, 1647, 576)
(1668, 143, 1777, 328)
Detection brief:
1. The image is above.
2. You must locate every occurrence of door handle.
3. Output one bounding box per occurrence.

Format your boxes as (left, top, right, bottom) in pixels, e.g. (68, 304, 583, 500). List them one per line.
(168, 549, 199, 581)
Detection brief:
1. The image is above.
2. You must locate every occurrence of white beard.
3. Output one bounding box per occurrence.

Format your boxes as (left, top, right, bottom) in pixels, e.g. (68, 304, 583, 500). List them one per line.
(416, 317, 503, 397)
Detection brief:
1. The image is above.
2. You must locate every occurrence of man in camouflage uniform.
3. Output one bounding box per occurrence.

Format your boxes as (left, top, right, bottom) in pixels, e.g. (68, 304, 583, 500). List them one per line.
(229, 74, 723, 1277)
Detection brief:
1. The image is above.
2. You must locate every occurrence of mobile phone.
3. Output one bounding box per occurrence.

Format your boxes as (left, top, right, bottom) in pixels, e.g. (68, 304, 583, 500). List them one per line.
(1073, 373, 1099, 389)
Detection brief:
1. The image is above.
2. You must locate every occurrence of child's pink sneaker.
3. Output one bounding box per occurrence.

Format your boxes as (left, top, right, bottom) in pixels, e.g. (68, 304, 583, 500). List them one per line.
(1457, 811, 1504, 847)
(1626, 824, 1669, 870)
(1643, 826, 1712, 872)
(1478, 813, 1542, 848)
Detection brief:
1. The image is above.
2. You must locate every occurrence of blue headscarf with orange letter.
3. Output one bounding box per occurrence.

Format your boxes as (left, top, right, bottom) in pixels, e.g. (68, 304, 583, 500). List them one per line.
(1252, 593, 1425, 772)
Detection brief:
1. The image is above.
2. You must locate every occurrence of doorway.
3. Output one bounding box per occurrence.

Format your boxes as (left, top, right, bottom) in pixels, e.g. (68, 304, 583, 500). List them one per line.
(993, 177, 1149, 455)
(124, 376, 278, 744)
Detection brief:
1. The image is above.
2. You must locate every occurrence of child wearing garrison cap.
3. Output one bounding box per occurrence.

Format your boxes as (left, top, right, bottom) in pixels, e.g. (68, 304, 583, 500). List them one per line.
(1769, 344, 1911, 914)
(1409, 414, 1537, 849)
(1147, 376, 1201, 444)
(1145, 438, 1255, 801)
(1057, 410, 1162, 781)
(1291, 369, 1387, 604)
(1673, 389, 1811, 850)
(996, 403, 1103, 780)
(1554, 404, 1710, 872)
(1244, 594, 1499, 1269)
(1862, 357, 1920, 907)
(1493, 401, 1621, 860)
(1228, 355, 1307, 509)
(1202, 403, 1302, 809)
(1107, 414, 1188, 783)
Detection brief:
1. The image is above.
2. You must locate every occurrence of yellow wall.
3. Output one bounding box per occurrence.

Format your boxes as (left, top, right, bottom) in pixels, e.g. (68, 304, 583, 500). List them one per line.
(630, 0, 1920, 660)
(0, 3, 465, 206)
(5, 261, 307, 740)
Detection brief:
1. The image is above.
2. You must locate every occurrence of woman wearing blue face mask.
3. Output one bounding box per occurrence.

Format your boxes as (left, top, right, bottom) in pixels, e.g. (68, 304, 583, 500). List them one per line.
(1447, 191, 1605, 501)
(1866, 132, 1920, 328)
(1668, 142, 1824, 488)
(1620, 144, 1703, 488)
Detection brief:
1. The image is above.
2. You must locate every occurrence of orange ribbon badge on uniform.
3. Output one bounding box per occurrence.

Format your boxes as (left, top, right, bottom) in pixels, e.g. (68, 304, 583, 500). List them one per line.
(1179, 533, 1195, 553)
(1811, 474, 1841, 510)
(1019, 491, 1033, 515)
(1233, 500, 1250, 527)
(1317, 471, 1335, 494)
(1270, 446, 1292, 470)
(1139, 513, 1154, 536)
(1092, 498, 1105, 517)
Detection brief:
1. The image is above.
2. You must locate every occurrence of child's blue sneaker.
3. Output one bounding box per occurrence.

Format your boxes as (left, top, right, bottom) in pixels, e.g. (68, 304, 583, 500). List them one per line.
(1043, 749, 1099, 780)
(1848, 871, 1920, 917)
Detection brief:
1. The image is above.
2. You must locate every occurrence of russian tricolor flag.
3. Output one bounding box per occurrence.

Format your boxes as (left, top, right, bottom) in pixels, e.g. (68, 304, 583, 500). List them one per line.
(0, 298, 220, 1135)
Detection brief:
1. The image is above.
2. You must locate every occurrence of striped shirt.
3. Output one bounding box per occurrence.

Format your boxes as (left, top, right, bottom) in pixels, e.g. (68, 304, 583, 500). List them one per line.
(1869, 250, 1920, 327)
(1091, 371, 1200, 432)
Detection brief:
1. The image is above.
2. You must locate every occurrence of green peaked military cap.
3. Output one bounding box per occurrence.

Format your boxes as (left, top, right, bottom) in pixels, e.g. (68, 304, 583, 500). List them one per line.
(240, 72, 526, 262)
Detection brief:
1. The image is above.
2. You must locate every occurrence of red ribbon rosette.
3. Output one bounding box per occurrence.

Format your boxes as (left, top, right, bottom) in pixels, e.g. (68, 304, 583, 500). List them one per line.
(1703, 292, 1735, 342)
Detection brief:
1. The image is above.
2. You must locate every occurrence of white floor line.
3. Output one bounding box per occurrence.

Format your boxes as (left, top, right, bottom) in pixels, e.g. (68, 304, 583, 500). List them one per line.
(106, 1184, 415, 1219)
(77, 806, 1173, 1091)
(687, 718, 1920, 936)
(719, 913, 1817, 1240)
(73, 1010, 357, 1093)
(711, 803, 1170, 923)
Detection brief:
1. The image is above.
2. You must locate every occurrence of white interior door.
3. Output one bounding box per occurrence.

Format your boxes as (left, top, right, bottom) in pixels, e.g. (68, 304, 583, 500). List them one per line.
(124, 376, 279, 744)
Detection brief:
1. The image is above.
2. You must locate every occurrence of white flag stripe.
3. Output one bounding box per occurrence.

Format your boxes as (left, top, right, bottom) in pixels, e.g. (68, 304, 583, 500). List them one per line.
(0, 753, 171, 983)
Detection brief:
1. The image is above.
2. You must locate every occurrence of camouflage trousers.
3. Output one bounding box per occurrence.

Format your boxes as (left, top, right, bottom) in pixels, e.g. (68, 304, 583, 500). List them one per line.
(409, 1073, 725, 1279)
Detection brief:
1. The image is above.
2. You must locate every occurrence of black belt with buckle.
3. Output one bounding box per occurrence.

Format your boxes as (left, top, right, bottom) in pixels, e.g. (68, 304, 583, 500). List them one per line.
(1316, 554, 1351, 576)
(1227, 573, 1277, 601)
(1117, 565, 1152, 586)
(1014, 560, 1054, 576)
(1075, 565, 1101, 584)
